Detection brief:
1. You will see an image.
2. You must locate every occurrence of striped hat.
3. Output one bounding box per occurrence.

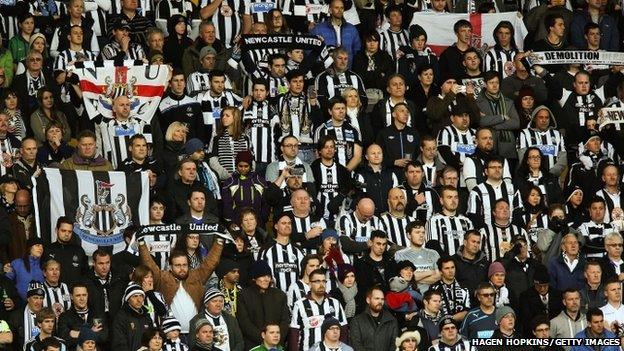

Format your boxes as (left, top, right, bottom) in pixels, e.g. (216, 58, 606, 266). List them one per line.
(203, 287, 225, 304)
(161, 316, 181, 334)
(123, 283, 145, 302)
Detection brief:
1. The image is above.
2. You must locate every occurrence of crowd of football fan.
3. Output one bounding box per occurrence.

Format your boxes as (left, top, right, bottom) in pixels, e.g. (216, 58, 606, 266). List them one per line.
(0, 0, 624, 349)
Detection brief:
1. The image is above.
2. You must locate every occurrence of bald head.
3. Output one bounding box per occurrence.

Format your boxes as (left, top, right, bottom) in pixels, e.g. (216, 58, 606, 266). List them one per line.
(356, 198, 375, 221)
(15, 190, 31, 216)
(387, 187, 406, 214)
(113, 95, 131, 120)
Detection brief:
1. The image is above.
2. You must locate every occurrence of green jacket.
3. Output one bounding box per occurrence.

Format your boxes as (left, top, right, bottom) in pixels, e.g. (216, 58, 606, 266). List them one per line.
(8, 35, 28, 64)
(249, 345, 285, 351)
(0, 49, 13, 87)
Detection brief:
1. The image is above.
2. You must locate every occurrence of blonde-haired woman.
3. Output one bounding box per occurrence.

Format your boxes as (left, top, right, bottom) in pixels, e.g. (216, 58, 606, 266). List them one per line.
(209, 106, 249, 180)
(162, 121, 188, 179)
(342, 87, 373, 148)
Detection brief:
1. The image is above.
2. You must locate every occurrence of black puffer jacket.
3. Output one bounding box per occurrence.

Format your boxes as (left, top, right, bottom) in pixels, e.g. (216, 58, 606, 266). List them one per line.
(111, 303, 154, 351)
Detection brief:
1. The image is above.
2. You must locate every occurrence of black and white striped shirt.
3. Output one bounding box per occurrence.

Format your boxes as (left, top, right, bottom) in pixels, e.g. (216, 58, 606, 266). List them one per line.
(315, 69, 366, 108)
(286, 279, 310, 311)
(437, 125, 476, 184)
(379, 28, 408, 60)
(244, 0, 278, 23)
(483, 46, 517, 79)
(260, 241, 305, 292)
(141, 232, 177, 269)
(380, 212, 415, 247)
(43, 281, 72, 313)
(467, 181, 519, 226)
(187, 72, 234, 97)
(426, 213, 473, 256)
(314, 120, 360, 168)
(95, 117, 154, 169)
(335, 212, 382, 243)
(100, 41, 146, 61)
(311, 160, 347, 220)
(480, 223, 528, 262)
(198, 0, 245, 48)
(54, 49, 97, 71)
(578, 220, 613, 258)
(518, 127, 565, 171)
(291, 214, 327, 253)
(429, 279, 471, 316)
(242, 100, 280, 163)
(164, 339, 189, 351)
(290, 296, 348, 351)
(198, 90, 243, 148)
(281, 0, 325, 24)
(212, 131, 249, 174)
(155, 0, 196, 35)
(0, 136, 21, 176)
(106, 13, 154, 49)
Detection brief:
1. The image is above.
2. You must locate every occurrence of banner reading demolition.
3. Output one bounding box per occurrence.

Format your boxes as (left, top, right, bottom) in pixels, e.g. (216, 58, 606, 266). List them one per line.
(526, 51, 624, 66)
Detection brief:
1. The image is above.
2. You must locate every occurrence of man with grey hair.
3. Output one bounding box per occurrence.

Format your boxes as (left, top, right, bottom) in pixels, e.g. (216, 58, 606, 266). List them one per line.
(314, 47, 367, 112)
(598, 232, 624, 282)
(547, 232, 586, 291)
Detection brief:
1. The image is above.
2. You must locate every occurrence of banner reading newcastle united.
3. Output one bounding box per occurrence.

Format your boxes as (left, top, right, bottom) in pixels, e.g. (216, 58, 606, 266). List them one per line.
(33, 168, 150, 256)
(526, 51, 624, 66)
(241, 34, 326, 51)
(598, 107, 624, 130)
(68, 60, 169, 122)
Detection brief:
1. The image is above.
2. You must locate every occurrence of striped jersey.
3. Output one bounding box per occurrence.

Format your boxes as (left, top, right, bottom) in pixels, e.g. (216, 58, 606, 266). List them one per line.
(260, 241, 305, 292)
(291, 214, 327, 253)
(164, 339, 189, 351)
(426, 213, 473, 256)
(244, 0, 279, 24)
(517, 127, 565, 171)
(100, 41, 146, 61)
(198, 0, 245, 48)
(479, 223, 529, 262)
(0, 136, 21, 176)
(242, 100, 280, 163)
(483, 46, 517, 79)
(335, 212, 382, 243)
(286, 279, 310, 311)
(290, 296, 348, 351)
(95, 116, 154, 169)
(187, 72, 234, 97)
(380, 212, 415, 247)
(197, 90, 243, 148)
(310, 160, 345, 220)
(437, 125, 476, 183)
(467, 181, 519, 226)
(42, 281, 72, 314)
(281, 0, 325, 24)
(379, 28, 408, 60)
(315, 69, 366, 106)
(578, 220, 613, 258)
(313, 120, 360, 168)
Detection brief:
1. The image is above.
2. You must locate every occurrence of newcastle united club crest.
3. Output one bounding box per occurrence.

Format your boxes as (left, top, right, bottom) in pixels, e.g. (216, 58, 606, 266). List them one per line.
(75, 180, 131, 245)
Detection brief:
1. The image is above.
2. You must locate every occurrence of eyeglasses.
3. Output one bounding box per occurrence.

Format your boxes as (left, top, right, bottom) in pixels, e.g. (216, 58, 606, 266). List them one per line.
(283, 143, 299, 148)
(480, 293, 496, 297)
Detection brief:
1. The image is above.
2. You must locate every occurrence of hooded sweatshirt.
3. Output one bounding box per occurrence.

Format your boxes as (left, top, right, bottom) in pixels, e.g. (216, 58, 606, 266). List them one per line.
(517, 105, 567, 176)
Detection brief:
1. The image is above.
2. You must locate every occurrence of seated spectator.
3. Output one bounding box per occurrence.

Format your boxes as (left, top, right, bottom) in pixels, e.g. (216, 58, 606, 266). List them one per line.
(548, 232, 587, 292)
(514, 146, 563, 203)
(5, 237, 44, 301)
(459, 282, 496, 339)
(60, 130, 113, 171)
(24, 307, 67, 351)
(36, 122, 73, 166)
(162, 316, 188, 351)
(101, 18, 147, 61)
(582, 261, 607, 312)
(352, 31, 393, 99)
(221, 151, 268, 225)
(572, 307, 619, 351)
(398, 25, 440, 92)
(309, 317, 354, 351)
(188, 288, 244, 350)
(2, 90, 26, 142)
(131, 266, 168, 327)
(9, 281, 45, 350)
(30, 87, 71, 146)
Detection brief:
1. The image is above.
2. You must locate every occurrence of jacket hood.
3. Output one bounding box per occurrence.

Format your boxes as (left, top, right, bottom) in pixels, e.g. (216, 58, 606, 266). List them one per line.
(528, 105, 557, 129)
(492, 21, 517, 49)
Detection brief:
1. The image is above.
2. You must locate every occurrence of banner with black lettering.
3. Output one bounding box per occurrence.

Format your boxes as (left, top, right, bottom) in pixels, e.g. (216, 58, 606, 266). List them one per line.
(526, 51, 624, 66)
(68, 60, 169, 122)
(32, 168, 150, 256)
(241, 34, 325, 51)
(598, 107, 624, 130)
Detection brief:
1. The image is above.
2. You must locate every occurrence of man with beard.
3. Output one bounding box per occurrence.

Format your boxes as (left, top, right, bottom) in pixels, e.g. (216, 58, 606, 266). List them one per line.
(380, 188, 415, 248)
(427, 186, 473, 256)
(138, 236, 224, 337)
(349, 286, 398, 351)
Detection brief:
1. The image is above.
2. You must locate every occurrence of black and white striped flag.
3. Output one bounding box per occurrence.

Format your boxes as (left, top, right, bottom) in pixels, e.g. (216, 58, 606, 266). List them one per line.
(32, 168, 150, 256)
